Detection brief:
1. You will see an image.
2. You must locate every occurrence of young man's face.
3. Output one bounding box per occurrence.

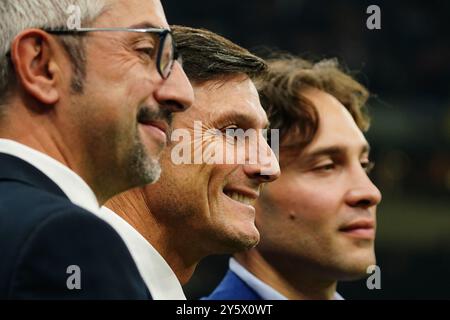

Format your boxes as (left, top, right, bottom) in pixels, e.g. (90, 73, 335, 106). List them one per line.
(143, 76, 280, 254)
(68, 0, 193, 196)
(255, 87, 382, 281)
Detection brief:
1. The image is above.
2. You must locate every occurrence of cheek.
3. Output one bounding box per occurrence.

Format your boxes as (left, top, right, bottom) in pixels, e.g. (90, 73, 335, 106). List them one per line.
(91, 54, 155, 108)
(208, 164, 244, 227)
(162, 152, 198, 188)
(123, 76, 157, 106)
(77, 87, 132, 139)
(263, 175, 341, 225)
(208, 163, 235, 198)
(202, 135, 239, 165)
(148, 161, 201, 216)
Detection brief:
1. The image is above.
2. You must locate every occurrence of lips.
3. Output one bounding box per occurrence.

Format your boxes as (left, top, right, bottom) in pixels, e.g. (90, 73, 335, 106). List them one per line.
(339, 219, 375, 239)
(223, 187, 259, 207)
(138, 118, 170, 145)
(141, 120, 169, 136)
(224, 191, 255, 206)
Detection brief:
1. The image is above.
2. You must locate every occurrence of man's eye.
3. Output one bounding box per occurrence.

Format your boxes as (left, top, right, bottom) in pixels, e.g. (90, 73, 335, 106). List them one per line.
(314, 163, 335, 172)
(223, 125, 238, 132)
(223, 126, 243, 139)
(362, 161, 375, 174)
(136, 47, 155, 58)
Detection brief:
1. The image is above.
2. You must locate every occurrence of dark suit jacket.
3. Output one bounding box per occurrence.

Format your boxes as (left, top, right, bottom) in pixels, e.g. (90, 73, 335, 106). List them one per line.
(0, 153, 151, 299)
(205, 269, 262, 300)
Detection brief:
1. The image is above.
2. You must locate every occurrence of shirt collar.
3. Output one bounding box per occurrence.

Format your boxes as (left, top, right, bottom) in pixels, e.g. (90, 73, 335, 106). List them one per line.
(229, 258, 344, 300)
(229, 257, 288, 300)
(0, 139, 99, 214)
(100, 207, 186, 300)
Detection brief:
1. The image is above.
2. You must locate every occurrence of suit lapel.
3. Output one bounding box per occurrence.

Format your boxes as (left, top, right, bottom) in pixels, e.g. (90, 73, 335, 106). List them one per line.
(0, 153, 67, 199)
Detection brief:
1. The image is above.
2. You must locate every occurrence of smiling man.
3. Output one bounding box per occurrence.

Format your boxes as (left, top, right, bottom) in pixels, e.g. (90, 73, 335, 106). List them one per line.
(0, 0, 193, 299)
(105, 26, 280, 298)
(207, 56, 382, 300)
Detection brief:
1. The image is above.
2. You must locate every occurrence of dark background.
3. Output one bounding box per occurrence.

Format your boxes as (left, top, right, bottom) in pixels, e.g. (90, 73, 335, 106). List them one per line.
(164, 0, 450, 299)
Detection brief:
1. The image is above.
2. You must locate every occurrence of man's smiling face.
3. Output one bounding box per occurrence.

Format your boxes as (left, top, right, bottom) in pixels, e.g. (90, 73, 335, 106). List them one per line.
(143, 76, 280, 254)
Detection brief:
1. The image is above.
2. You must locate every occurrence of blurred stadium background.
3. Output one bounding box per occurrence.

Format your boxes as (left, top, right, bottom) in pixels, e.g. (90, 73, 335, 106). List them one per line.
(165, 0, 450, 299)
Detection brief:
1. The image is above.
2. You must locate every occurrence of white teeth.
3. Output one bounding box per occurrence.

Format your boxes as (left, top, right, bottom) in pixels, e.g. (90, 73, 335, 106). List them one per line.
(225, 192, 254, 206)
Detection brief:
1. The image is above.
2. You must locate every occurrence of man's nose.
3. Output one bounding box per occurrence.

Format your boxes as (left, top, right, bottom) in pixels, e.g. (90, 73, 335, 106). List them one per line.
(155, 61, 194, 113)
(243, 139, 280, 183)
(345, 166, 382, 208)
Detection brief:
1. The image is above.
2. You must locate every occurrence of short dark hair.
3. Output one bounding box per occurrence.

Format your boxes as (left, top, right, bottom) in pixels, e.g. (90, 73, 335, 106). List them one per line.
(171, 25, 267, 84)
(257, 55, 370, 152)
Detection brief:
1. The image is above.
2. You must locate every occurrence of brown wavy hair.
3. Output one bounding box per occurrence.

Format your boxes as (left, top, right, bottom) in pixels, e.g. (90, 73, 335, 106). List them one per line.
(257, 55, 370, 152)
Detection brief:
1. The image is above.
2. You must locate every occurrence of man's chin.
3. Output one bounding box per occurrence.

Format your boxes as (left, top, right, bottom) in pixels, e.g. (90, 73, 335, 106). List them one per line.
(142, 159, 162, 184)
(222, 228, 260, 253)
(129, 152, 162, 187)
(130, 136, 163, 185)
(336, 257, 376, 281)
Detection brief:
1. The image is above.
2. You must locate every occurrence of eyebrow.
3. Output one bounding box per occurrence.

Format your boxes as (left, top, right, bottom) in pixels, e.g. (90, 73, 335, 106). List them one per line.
(127, 22, 164, 30)
(302, 144, 371, 161)
(118, 22, 164, 43)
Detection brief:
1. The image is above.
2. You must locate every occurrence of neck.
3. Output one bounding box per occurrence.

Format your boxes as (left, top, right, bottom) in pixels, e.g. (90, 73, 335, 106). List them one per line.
(0, 100, 117, 205)
(105, 188, 203, 284)
(235, 249, 338, 300)
(0, 104, 71, 169)
(0, 107, 89, 190)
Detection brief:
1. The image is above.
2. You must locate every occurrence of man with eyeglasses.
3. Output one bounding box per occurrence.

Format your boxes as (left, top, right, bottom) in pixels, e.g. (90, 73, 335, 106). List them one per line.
(0, 0, 193, 299)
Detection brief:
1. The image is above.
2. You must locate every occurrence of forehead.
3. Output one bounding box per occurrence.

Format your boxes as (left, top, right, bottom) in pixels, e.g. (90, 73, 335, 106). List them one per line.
(176, 77, 268, 128)
(301, 88, 367, 151)
(97, 0, 168, 28)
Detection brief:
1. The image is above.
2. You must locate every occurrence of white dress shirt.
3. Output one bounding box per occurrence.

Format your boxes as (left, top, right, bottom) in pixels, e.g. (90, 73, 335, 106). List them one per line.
(100, 207, 186, 300)
(0, 139, 99, 214)
(230, 258, 344, 300)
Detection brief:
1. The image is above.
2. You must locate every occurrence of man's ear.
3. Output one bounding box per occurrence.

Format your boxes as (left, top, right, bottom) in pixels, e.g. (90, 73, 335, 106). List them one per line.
(10, 29, 63, 105)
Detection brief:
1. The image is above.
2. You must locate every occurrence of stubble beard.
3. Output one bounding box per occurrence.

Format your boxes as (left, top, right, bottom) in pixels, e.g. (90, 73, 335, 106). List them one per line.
(127, 129, 162, 187)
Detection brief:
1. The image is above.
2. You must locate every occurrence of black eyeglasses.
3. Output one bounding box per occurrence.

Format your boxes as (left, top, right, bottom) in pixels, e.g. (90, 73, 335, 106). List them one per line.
(43, 27, 179, 79)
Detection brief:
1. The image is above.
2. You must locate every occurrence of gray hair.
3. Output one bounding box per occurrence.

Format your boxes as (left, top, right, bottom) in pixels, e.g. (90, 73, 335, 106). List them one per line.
(0, 0, 107, 103)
